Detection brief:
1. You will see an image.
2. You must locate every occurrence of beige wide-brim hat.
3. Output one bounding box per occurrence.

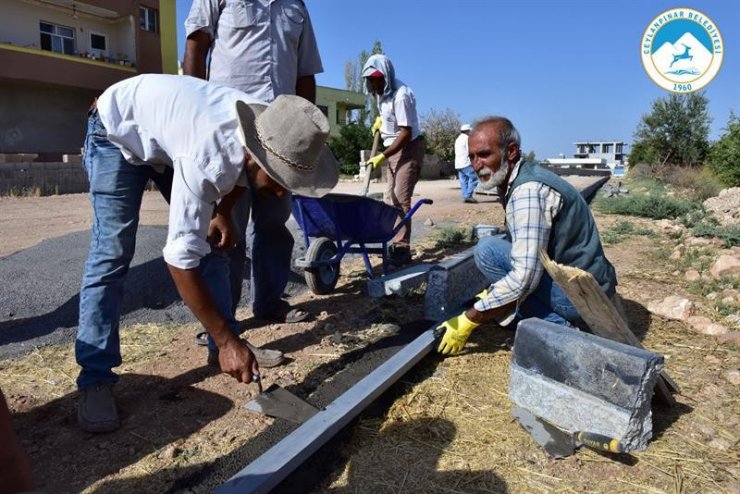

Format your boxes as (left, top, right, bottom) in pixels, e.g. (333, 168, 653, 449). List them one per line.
(236, 95, 339, 198)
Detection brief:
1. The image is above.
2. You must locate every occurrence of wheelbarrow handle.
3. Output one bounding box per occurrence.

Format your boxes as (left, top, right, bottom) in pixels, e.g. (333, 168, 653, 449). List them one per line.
(391, 197, 433, 238)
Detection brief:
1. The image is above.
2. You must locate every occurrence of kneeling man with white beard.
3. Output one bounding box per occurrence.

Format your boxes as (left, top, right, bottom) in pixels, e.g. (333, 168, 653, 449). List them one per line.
(436, 116, 617, 356)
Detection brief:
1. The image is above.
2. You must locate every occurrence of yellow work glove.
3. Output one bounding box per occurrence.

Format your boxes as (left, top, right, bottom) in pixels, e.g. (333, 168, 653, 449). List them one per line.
(436, 312, 480, 355)
(475, 287, 490, 301)
(367, 153, 386, 169)
(371, 116, 382, 135)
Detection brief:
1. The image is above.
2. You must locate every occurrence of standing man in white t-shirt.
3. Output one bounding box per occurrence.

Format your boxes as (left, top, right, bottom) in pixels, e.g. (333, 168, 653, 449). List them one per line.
(455, 124, 479, 203)
(183, 1, 324, 351)
(75, 74, 338, 432)
(362, 54, 424, 267)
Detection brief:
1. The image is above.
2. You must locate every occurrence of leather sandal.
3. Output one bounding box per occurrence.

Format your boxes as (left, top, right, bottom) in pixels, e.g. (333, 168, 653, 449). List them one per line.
(256, 301, 310, 324)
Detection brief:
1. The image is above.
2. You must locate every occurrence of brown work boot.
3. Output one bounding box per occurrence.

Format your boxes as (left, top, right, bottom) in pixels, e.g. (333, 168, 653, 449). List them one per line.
(77, 382, 120, 433)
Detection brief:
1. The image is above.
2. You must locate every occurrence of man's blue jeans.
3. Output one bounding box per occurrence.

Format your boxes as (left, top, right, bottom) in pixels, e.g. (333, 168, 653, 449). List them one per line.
(76, 111, 175, 389)
(198, 183, 294, 351)
(208, 185, 293, 319)
(474, 235, 581, 326)
(457, 165, 479, 199)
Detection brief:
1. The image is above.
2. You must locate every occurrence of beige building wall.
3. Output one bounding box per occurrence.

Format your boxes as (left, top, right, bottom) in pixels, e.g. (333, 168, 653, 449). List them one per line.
(315, 86, 366, 137)
(1, 0, 136, 63)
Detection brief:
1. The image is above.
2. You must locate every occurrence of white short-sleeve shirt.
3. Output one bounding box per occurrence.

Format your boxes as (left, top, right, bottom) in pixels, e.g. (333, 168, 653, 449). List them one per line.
(454, 132, 470, 169)
(379, 83, 420, 147)
(96, 74, 263, 270)
(185, 0, 324, 102)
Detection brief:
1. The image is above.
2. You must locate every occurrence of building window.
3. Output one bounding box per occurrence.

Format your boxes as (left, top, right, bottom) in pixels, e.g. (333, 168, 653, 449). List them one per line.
(317, 105, 329, 117)
(90, 33, 107, 53)
(40, 21, 75, 55)
(139, 6, 159, 33)
(602, 143, 612, 153)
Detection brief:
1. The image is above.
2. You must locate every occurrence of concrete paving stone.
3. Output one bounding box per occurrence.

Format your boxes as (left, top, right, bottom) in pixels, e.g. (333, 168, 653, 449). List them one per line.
(509, 318, 664, 452)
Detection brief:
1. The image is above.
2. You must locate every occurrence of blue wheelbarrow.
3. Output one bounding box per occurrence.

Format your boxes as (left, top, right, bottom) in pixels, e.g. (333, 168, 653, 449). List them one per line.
(292, 193, 433, 294)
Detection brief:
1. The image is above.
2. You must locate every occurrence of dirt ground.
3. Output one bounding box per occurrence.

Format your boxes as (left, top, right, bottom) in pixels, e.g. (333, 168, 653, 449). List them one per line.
(0, 177, 738, 493)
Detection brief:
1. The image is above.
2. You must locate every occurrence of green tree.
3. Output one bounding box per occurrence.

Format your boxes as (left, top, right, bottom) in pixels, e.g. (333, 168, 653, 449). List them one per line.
(327, 122, 373, 176)
(421, 108, 461, 163)
(630, 92, 711, 168)
(628, 140, 659, 166)
(707, 112, 740, 186)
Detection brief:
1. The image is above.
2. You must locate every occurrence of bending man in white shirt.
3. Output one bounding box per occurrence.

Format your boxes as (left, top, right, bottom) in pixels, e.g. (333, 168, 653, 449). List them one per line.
(75, 74, 338, 433)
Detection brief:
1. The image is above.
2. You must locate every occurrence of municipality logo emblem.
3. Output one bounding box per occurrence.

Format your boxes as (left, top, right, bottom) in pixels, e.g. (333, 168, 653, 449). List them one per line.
(641, 8, 723, 93)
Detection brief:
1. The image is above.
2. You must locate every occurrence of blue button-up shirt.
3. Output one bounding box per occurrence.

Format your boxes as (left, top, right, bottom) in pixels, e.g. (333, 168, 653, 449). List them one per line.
(185, 0, 324, 102)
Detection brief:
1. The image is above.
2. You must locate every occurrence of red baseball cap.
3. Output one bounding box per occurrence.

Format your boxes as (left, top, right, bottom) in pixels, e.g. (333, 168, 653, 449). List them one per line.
(363, 68, 384, 78)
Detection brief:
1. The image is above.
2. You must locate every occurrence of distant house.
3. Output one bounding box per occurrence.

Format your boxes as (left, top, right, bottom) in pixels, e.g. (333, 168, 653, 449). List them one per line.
(544, 140, 629, 175)
(0, 0, 177, 157)
(573, 141, 627, 166)
(315, 86, 366, 137)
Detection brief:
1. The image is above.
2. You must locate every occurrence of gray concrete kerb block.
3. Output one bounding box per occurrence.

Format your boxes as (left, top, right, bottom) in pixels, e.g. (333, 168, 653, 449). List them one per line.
(471, 224, 502, 241)
(424, 246, 489, 320)
(509, 318, 664, 452)
(366, 263, 432, 298)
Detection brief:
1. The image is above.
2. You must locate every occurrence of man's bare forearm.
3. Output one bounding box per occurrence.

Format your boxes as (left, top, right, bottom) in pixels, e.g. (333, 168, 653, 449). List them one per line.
(296, 75, 316, 103)
(465, 301, 517, 325)
(168, 265, 233, 347)
(215, 185, 245, 218)
(183, 31, 211, 79)
(382, 126, 412, 158)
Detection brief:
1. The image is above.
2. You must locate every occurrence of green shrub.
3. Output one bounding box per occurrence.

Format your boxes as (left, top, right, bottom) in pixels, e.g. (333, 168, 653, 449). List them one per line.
(327, 122, 373, 176)
(596, 194, 699, 220)
(679, 209, 740, 247)
(601, 220, 655, 245)
(691, 223, 740, 247)
(434, 227, 469, 249)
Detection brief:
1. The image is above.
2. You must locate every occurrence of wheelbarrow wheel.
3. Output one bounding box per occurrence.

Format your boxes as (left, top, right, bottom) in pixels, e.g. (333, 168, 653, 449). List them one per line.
(305, 237, 339, 294)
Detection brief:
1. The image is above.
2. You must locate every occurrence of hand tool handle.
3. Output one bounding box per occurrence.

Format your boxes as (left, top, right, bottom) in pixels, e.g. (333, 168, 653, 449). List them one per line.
(361, 129, 381, 196)
(576, 431, 624, 453)
(253, 374, 263, 395)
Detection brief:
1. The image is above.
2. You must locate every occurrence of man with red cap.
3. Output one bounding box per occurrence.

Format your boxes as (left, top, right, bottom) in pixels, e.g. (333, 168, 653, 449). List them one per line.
(362, 54, 424, 267)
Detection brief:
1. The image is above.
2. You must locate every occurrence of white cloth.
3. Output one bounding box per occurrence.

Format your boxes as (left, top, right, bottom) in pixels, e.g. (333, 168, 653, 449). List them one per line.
(378, 83, 420, 147)
(96, 74, 263, 270)
(454, 132, 470, 169)
(184, 0, 323, 102)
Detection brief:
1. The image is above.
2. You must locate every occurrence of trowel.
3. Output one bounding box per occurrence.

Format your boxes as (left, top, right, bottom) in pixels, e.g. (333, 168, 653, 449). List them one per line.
(245, 376, 319, 424)
(512, 408, 624, 458)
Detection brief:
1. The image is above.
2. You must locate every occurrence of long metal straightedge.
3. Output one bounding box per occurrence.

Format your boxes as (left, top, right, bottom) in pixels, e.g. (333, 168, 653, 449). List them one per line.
(216, 326, 437, 494)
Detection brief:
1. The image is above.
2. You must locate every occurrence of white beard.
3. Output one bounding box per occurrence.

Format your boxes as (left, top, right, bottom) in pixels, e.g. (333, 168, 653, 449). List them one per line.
(477, 158, 510, 190)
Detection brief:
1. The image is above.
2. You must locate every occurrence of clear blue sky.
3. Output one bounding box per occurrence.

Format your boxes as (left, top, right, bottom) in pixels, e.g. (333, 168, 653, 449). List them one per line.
(175, 0, 738, 159)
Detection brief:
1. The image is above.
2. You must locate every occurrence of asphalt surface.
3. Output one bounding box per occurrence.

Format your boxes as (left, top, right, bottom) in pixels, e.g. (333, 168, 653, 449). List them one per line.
(0, 220, 310, 360)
